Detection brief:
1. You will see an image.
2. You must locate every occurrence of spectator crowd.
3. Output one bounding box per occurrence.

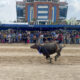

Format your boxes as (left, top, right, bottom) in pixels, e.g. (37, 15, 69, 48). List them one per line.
(0, 29, 80, 44)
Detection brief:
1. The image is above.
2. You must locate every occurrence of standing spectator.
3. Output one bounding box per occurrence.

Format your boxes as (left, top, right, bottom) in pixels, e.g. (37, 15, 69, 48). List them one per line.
(33, 34, 36, 43)
(75, 33, 79, 44)
(0, 32, 2, 43)
(39, 33, 44, 44)
(12, 33, 16, 43)
(30, 33, 33, 43)
(57, 33, 63, 43)
(70, 33, 75, 44)
(43, 33, 47, 42)
(23, 33, 27, 44)
(8, 33, 11, 43)
(18, 33, 22, 43)
(27, 34, 30, 43)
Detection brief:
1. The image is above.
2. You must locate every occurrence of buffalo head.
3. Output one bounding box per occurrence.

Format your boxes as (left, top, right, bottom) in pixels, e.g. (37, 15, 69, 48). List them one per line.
(30, 44, 39, 49)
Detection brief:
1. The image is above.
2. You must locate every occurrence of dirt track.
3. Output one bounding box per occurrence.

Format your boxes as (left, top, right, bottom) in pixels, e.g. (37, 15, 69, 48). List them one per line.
(0, 44, 80, 80)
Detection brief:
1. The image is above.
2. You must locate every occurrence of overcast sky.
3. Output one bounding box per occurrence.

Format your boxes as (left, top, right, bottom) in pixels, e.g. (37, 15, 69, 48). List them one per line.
(64, 0, 80, 20)
(0, 0, 80, 22)
(0, 0, 17, 23)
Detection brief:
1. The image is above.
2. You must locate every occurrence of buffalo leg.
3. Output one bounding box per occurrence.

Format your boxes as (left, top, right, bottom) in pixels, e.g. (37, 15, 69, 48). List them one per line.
(50, 58, 52, 63)
(55, 52, 61, 61)
(46, 56, 52, 63)
(42, 47, 52, 63)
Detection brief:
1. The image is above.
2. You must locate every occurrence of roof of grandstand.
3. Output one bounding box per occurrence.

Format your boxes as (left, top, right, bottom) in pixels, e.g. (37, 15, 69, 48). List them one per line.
(0, 23, 80, 31)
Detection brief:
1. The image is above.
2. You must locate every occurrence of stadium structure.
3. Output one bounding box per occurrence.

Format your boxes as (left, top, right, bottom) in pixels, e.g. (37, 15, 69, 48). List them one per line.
(1, 0, 80, 31)
(16, 0, 68, 24)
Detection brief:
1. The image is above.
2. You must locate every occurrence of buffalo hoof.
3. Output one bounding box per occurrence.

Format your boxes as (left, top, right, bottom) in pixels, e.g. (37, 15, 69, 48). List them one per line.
(46, 58, 52, 63)
(49, 58, 52, 63)
(55, 57, 57, 61)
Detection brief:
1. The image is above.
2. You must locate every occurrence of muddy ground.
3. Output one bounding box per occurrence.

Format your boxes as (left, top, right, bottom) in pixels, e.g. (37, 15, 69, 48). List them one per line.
(0, 44, 80, 80)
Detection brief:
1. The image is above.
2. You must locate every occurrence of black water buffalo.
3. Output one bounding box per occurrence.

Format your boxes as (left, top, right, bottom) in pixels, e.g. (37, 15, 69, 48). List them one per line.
(30, 43, 65, 63)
